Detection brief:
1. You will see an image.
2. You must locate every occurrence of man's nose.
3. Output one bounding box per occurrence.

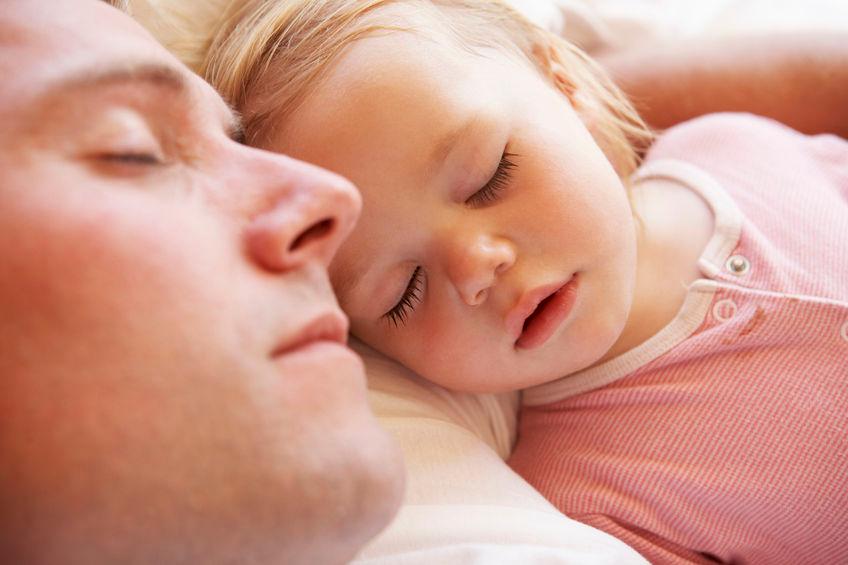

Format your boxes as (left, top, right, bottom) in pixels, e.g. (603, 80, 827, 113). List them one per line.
(446, 233, 515, 306)
(242, 153, 361, 272)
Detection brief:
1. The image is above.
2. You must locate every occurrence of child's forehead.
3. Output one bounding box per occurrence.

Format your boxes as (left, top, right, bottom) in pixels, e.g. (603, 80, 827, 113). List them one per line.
(337, 2, 527, 76)
(273, 32, 477, 147)
(245, 1, 540, 150)
(315, 16, 531, 108)
(331, 32, 458, 90)
(268, 20, 543, 165)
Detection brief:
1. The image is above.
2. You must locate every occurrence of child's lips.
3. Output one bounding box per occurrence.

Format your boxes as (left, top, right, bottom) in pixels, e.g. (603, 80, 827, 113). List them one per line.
(506, 274, 580, 350)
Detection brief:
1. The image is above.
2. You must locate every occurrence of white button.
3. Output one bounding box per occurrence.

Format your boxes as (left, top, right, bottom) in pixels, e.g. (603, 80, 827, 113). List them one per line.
(725, 255, 751, 276)
(841, 321, 848, 343)
(712, 299, 738, 322)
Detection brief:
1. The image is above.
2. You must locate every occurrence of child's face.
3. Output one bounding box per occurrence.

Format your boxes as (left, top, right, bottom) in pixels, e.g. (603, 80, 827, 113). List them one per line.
(266, 28, 638, 393)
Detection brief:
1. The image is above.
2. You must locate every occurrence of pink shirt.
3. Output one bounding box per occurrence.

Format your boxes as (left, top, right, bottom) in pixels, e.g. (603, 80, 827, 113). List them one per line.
(508, 114, 848, 564)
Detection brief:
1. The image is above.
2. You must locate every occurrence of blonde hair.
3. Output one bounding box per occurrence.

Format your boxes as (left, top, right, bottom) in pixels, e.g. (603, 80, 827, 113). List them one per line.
(201, 0, 652, 177)
(103, 0, 130, 12)
(123, 0, 229, 72)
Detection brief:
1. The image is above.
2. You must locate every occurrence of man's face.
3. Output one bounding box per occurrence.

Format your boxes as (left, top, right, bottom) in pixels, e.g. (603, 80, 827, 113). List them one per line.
(0, 2, 402, 563)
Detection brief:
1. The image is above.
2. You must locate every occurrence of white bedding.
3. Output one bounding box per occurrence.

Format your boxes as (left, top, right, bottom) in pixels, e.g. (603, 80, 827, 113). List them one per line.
(352, 340, 648, 564)
(507, 0, 848, 52)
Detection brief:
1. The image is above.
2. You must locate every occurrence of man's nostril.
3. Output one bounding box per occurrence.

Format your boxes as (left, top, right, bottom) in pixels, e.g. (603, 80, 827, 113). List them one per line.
(289, 218, 334, 253)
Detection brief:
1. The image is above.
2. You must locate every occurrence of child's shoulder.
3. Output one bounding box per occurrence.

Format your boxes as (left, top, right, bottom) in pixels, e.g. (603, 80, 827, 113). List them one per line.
(641, 112, 848, 197)
(645, 112, 806, 167)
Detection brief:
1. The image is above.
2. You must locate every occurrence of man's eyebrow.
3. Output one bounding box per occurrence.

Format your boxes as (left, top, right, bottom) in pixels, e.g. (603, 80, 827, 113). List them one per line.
(45, 62, 246, 141)
(51, 62, 190, 96)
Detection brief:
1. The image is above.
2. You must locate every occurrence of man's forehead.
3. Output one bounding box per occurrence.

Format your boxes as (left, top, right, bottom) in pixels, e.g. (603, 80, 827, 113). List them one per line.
(0, 0, 240, 145)
(0, 0, 173, 68)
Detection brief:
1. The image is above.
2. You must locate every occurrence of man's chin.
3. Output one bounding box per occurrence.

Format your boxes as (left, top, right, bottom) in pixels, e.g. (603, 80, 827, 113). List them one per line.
(285, 422, 405, 565)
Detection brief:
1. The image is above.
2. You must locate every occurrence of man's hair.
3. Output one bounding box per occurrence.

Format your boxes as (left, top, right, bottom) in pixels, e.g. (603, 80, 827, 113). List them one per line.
(199, 0, 652, 178)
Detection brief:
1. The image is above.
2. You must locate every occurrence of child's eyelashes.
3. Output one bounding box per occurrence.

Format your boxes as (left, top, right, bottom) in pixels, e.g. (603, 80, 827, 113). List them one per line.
(465, 151, 517, 208)
(384, 266, 424, 327)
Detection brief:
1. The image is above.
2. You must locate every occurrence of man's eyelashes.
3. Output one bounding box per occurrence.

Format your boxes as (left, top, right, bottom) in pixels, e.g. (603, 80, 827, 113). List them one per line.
(96, 151, 163, 165)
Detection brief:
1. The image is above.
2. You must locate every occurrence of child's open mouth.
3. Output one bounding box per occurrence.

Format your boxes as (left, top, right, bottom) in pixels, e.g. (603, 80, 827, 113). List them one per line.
(515, 275, 580, 350)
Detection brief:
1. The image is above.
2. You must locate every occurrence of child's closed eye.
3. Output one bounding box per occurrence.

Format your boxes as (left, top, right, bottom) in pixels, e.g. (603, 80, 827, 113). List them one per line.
(383, 266, 424, 327)
(465, 150, 517, 207)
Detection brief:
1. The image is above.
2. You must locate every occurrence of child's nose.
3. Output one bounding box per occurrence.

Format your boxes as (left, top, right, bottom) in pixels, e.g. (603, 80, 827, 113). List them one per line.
(243, 154, 361, 272)
(449, 234, 515, 306)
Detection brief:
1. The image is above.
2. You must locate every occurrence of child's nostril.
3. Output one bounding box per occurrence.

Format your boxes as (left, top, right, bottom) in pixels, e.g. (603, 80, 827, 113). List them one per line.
(289, 218, 334, 253)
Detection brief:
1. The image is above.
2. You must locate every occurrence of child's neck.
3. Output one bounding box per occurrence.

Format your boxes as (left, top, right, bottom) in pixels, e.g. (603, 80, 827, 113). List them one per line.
(596, 177, 715, 364)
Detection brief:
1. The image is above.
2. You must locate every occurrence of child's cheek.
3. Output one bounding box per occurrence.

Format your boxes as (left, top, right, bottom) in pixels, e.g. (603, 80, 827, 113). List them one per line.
(419, 302, 452, 345)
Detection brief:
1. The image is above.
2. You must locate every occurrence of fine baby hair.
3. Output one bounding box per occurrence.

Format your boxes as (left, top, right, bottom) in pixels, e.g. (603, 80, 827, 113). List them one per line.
(201, 0, 651, 178)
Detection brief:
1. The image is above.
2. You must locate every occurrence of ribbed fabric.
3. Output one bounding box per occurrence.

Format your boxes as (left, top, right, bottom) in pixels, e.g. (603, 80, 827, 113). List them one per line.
(509, 114, 848, 565)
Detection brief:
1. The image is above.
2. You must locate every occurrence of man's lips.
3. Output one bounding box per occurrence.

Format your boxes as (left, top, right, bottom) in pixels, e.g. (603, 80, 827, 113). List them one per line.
(271, 311, 349, 357)
(506, 274, 579, 350)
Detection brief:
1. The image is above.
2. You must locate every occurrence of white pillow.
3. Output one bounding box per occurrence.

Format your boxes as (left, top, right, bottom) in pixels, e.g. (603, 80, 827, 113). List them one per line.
(506, 0, 848, 52)
(351, 340, 648, 565)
